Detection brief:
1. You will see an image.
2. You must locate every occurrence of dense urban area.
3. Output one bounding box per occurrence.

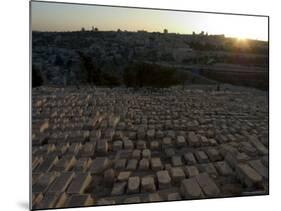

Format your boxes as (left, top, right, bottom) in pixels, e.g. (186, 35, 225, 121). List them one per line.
(32, 29, 268, 89)
(32, 29, 269, 209)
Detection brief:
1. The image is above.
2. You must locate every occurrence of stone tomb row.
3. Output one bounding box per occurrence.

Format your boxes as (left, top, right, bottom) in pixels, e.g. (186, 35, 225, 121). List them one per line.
(32, 87, 268, 208)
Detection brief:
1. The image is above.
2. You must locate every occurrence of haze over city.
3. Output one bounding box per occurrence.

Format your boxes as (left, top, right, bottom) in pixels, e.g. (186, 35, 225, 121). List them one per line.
(31, 1, 268, 41)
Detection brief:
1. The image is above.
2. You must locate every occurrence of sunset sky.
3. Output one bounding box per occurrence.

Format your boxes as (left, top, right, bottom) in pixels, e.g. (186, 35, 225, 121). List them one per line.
(31, 1, 268, 41)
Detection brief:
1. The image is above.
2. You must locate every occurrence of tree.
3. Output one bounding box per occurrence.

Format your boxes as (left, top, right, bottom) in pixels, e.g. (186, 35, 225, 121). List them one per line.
(123, 62, 180, 88)
(32, 65, 43, 87)
(77, 51, 100, 85)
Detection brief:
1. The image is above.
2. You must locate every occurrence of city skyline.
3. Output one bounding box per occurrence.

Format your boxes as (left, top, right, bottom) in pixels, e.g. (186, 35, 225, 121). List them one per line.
(31, 1, 268, 41)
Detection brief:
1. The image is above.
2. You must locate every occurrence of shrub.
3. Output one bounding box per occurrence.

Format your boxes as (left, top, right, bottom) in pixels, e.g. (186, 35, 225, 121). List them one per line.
(123, 62, 180, 88)
(32, 65, 43, 87)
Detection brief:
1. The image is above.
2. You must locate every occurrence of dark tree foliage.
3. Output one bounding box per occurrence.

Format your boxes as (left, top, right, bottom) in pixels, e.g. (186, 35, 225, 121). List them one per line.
(32, 65, 43, 87)
(160, 53, 175, 62)
(77, 51, 100, 85)
(54, 54, 64, 66)
(123, 62, 180, 88)
(100, 72, 122, 88)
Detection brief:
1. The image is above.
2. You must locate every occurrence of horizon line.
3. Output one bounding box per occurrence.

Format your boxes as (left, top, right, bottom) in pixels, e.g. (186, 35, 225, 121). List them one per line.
(32, 29, 268, 42)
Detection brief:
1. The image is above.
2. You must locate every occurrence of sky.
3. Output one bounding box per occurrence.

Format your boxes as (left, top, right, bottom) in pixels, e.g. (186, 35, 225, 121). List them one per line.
(31, 1, 268, 41)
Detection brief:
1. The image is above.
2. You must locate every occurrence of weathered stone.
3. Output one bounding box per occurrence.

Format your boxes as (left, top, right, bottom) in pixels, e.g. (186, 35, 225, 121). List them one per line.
(114, 131, 124, 140)
(165, 163, 172, 171)
(167, 130, 176, 139)
(47, 172, 75, 193)
(176, 136, 186, 147)
(127, 176, 140, 194)
(123, 139, 134, 149)
(227, 134, 236, 142)
(128, 131, 137, 140)
(32, 193, 43, 208)
(136, 140, 147, 150)
(104, 128, 115, 141)
(67, 173, 92, 194)
(139, 158, 150, 170)
(35, 193, 61, 209)
(55, 193, 67, 208)
(73, 158, 92, 172)
(147, 129, 155, 140)
(137, 126, 146, 139)
(34, 156, 59, 173)
(66, 194, 93, 207)
(142, 149, 151, 158)
(198, 163, 218, 178)
(52, 156, 77, 171)
(183, 152, 197, 165)
(123, 197, 141, 204)
(180, 178, 203, 199)
(209, 138, 217, 146)
(32, 157, 43, 171)
(96, 198, 115, 205)
(249, 160, 268, 179)
(225, 152, 249, 169)
(104, 168, 115, 184)
(187, 120, 199, 131)
(108, 115, 120, 128)
(151, 157, 163, 170)
(111, 181, 127, 195)
(171, 156, 183, 166)
(167, 192, 181, 201)
(132, 149, 141, 159)
(80, 141, 95, 156)
(239, 141, 257, 156)
(117, 171, 132, 181)
(195, 173, 220, 197)
(96, 139, 108, 154)
(155, 130, 164, 139)
(200, 136, 209, 146)
(261, 156, 269, 167)
(113, 140, 123, 151)
(157, 170, 171, 189)
(195, 151, 209, 163)
(141, 176, 156, 192)
(33, 172, 58, 193)
(219, 143, 239, 157)
(248, 135, 268, 155)
(150, 140, 160, 150)
(165, 148, 175, 157)
(170, 167, 185, 183)
(126, 159, 138, 170)
(188, 132, 200, 147)
(90, 157, 110, 174)
(206, 148, 222, 162)
(148, 193, 162, 202)
(236, 163, 263, 187)
(40, 120, 49, 133)
(214, 161, 234, 176)
(162, 137, 172, 148)
(184, 166, 199, 177)
(68, 143, 82, 155)
(117, 122, 126, 130)
(90, 129, 101, 140)
(114, 159, 127, 170)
